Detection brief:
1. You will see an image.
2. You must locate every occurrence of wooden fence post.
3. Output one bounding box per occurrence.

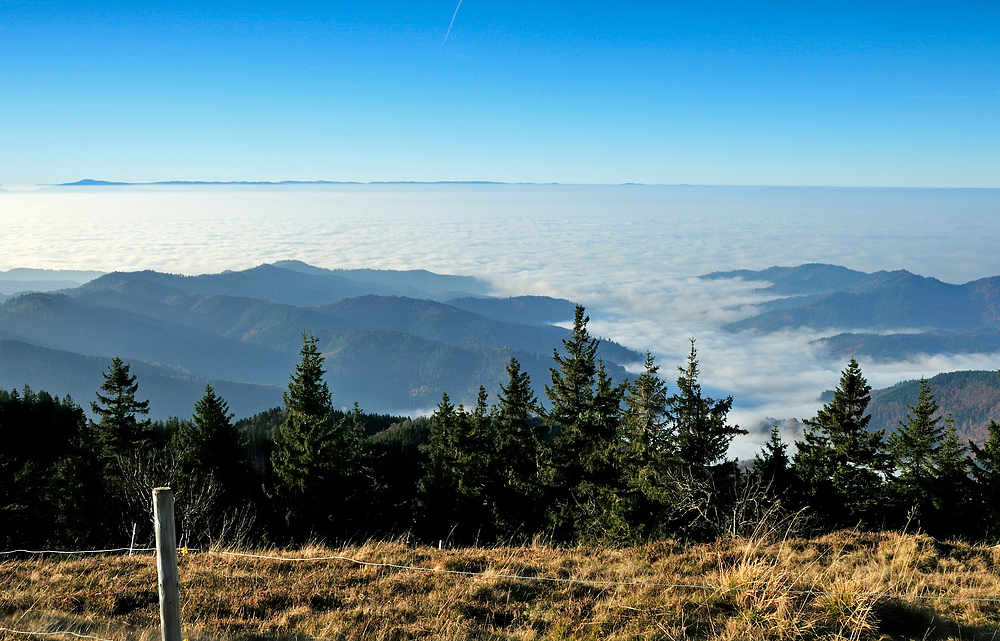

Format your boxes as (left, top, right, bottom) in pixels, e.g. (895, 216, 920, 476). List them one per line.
(153, 487, 182, 641)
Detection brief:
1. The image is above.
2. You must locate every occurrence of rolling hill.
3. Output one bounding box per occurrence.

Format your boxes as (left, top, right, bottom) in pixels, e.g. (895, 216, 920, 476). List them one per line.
(0, 263, 639, 419)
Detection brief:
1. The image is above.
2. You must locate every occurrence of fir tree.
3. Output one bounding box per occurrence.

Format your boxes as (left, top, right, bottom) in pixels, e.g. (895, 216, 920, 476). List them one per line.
(621, 352, 675, 539)
(932, 413, 973, 537)
(417, 392, 472, 541)
(544, 306, 629, 542)
(750, 424, 791, 498)
(270, 334, 367, 541)
(669, 339, 745, 471)
(493, 358, 545, 539)
(888, 377, 942, 525)
(792, 358, 889, 529)
(970, 419, 1000, 540)
(172, 385, 249, 508)
(91, 357, 151, 460)
(623, 352, 672, 462)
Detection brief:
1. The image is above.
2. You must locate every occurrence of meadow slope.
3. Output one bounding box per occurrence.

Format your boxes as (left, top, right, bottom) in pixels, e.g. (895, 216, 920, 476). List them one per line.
(3, 531, 1000, 640)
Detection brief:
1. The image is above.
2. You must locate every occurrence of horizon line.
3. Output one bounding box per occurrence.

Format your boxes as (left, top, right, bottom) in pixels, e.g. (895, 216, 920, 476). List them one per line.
(2, 179, 998, 190)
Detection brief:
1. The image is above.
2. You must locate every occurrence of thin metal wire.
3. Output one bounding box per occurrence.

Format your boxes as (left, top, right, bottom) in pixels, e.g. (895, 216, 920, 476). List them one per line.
(0, 547, 198, 556)
(0, 549, 154, 556)
(213, 550, 1000, 604)
(0, 627, 115, 641)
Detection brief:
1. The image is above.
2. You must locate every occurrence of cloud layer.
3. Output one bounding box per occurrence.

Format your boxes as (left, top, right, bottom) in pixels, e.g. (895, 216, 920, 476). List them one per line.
(3, 184, 999, 456)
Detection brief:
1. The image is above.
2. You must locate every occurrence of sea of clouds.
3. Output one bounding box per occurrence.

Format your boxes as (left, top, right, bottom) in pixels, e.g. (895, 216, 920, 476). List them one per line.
(3, 184, 1000, 456)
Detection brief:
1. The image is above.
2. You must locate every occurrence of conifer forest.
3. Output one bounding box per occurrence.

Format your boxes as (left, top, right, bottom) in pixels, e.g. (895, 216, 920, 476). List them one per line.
(1, 305, 996, 551)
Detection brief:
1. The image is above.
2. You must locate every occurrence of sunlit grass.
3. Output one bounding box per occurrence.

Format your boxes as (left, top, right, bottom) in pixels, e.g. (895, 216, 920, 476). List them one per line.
(3, 531, 1000, 640)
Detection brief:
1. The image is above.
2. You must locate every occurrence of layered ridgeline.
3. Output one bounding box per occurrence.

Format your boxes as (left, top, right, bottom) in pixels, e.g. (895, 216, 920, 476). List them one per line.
(704, 263, 1000, 357)
(0, 262, 639, 418)
(704, 264, 1000, 444)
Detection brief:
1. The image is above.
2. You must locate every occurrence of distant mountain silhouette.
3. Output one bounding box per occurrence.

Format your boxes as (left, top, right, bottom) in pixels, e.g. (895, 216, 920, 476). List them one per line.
(0, 338, 282, 419)
(0, 263, 640, 418)
(706, 264, 1000, 361)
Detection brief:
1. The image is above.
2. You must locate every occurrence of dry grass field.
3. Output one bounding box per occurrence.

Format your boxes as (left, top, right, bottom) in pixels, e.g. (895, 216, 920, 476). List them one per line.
(3, 530, 1000, 641)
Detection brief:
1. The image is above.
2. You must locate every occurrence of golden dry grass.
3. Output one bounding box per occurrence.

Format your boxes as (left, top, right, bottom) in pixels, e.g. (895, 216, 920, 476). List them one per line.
(3, 531, 1000, 641)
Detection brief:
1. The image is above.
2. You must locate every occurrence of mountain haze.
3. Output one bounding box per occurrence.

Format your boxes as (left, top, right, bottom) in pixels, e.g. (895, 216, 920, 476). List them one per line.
(706, 264, 1000, 361)
(0, 263, 639, 418)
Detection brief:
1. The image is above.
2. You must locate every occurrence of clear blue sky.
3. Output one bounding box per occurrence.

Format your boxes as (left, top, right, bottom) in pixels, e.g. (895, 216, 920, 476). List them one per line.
(1, 1, 997, 186)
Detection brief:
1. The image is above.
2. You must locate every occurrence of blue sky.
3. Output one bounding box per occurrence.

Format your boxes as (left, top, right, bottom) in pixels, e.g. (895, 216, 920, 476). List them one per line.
(1, 1, 997, 186)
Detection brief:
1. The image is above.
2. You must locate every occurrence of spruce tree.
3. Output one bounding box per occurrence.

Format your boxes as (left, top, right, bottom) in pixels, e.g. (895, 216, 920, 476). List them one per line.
(270, 334, 366, 541)
(621, 352, 674, 538)
(493, 358, 545, 539)
(669, 340, 745, 471)
(970, 419, 1000, 540)
(91, 357, 152, 460)
(417, 392, 473, 541)
(888, 378, 942, 524)
(932, 413, 973, 537)
(172, 385, 249, 509)
(792, 358, 889, 529)
(544, 305, 628, 542)
(749, 424, 791, 498)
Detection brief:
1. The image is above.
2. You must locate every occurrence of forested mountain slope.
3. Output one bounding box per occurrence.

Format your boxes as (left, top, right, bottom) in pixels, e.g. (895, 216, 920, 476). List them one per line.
(0, 263, 638, 417)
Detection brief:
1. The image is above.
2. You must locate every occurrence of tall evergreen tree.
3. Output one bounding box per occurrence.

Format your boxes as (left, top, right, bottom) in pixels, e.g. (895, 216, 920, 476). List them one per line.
(932, 413, 973, 537)
(417, 392, 477, 542)
(669, 340, 745, 471)
(91, 357, 151, 460)
(270, 334, 367, 541)
(888, 378, 943, 525)
(544, 305, 628, 542)
(970, 419, 1000, 540)
(749, 424, 792, 498)
(792, 358, 889, 529)
(172, 385, 250, 508)
(623, 352, 672, 462)
(493, 358, 545, 539)
(621, 352, 675, 539)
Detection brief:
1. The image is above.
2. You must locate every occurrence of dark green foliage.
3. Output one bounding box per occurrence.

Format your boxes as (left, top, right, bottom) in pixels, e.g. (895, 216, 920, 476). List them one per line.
(669, 340, 746, 471)
(172, 385, 250, 504)
(0, 387, 103, 548)
(620, 352, 676, 540)
(270, 335, 369, 542)
(749, 425, 792, 498)
(888, 378, 942, 522)
(91, 357, 151, 460)
(970, 418, 1000, 540)
(367, 416, 430, 534)
(492, 358, 546, 539)
(888, 381, 975, 536)
(792, 358, 890, 529)
(543, 307, 634, 543)
(934, 414, 974, 537)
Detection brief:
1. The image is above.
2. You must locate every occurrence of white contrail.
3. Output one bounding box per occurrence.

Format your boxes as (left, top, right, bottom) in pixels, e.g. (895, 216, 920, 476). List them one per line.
(442, 0, 463, 46)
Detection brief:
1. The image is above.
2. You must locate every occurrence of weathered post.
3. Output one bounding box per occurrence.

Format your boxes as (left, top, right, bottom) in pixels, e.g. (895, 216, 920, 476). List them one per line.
(153, 487, 182, 641)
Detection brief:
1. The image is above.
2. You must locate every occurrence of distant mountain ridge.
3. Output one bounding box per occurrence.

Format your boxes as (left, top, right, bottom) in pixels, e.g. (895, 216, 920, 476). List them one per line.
(0, 263, 639, 419)
(55, 179, 526, 187)
(705, 264, 1000, 361)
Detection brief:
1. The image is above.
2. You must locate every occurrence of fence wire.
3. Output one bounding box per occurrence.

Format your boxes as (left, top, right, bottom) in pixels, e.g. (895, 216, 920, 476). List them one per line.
(0, 627, 115, 641)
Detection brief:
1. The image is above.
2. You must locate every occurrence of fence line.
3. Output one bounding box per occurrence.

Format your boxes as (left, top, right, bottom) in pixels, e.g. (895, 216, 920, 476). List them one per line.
(212, 550, 1000, 604)
(0, 548, 197, 556)
(0, 627, 115, 641)
(0, 548, 155, 556)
